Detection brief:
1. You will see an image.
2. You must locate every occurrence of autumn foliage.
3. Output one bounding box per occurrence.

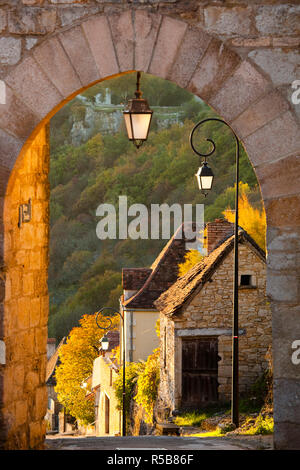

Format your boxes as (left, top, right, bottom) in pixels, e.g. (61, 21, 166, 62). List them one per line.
(54, 312, 119, 425)
(223, 190, 266, 251)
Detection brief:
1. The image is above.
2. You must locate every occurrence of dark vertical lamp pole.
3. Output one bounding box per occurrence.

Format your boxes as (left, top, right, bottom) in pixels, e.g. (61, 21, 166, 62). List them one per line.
(96, 307, 127, 436)
(190, 118, 240, 427)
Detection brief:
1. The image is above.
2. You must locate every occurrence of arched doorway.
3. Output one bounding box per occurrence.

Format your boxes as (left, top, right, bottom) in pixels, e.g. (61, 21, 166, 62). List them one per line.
(0, 11, 299, 450)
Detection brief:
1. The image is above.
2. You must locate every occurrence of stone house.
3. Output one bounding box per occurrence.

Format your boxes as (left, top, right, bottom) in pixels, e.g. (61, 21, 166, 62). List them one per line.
(45, 337, 75, 433)
(154, 220, 272, 414)
(120, 223, 198, 363)
(89, 330, 122, 436)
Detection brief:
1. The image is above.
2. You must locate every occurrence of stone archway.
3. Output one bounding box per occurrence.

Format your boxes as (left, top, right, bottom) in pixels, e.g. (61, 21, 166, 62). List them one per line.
(0, 9, 299, 450)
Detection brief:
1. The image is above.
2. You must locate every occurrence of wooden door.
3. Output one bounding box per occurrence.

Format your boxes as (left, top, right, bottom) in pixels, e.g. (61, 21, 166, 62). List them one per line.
(182, 337, 219, 408)
(105, 395, 110, 434)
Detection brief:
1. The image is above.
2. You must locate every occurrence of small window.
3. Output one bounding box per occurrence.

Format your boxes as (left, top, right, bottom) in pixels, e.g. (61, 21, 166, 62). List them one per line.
(240, 274, 252, 286)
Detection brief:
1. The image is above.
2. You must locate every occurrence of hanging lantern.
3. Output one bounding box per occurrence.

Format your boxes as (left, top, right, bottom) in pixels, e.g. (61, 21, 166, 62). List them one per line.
(195, 161, 214, 196)
(123, 71, 153, 149)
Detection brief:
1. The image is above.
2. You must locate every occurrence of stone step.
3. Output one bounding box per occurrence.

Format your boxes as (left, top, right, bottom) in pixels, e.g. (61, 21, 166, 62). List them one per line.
(155, 422, 180, 436)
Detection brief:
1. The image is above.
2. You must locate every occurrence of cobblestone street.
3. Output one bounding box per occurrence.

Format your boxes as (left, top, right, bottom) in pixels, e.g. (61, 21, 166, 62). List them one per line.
(45, 434, 273, 451)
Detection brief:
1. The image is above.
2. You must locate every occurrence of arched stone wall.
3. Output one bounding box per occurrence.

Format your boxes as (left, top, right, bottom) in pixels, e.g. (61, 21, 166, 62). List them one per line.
(0, 5, 299, 449)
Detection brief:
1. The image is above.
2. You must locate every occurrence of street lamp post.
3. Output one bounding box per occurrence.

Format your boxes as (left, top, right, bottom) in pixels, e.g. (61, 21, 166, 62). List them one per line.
(95, 307, 127, 436)
(190, 118, 240, 428)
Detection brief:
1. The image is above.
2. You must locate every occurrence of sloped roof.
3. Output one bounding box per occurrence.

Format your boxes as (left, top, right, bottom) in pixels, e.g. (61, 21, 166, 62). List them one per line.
(46, 337, 66, 385)
(154, 230, 265, 318)
(122, 267, 152, 291)
(122, 222, 198, 310)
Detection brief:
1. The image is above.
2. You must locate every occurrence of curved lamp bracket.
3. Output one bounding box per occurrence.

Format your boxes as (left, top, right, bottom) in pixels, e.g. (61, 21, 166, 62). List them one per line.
(95, 306, 124, 331)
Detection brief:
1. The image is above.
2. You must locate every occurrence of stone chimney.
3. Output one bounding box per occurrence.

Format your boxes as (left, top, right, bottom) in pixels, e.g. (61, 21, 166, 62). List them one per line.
(205, 218, 233, 254)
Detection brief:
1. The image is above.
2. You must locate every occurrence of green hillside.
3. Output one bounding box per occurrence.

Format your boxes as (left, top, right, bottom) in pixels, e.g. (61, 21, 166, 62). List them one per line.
(49, 73, 261, 340)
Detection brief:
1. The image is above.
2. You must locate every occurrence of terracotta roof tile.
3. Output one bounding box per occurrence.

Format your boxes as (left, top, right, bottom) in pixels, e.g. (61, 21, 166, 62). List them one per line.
(122, 268, 152, 290)
(122, 222, 199, 310)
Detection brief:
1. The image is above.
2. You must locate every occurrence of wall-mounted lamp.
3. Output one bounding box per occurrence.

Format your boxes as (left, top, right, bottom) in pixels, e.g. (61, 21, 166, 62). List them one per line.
(18, 199, 32, 228)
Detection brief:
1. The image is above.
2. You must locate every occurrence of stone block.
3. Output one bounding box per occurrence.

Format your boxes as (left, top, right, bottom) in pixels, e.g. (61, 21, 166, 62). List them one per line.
(191, 46, 236, 104)
(35, 326, 47, 355)
(0, 84, 39, 141)
(274, 379, 300, 424)
(29, 421, 43, 449)
(34, 386, 47, 421)
(149, 16, 187, 79)
(25, 371, 39, 392)
(5, 56, 63, 119)
(244, 111, 300, 167)
(59, 26, 100, 87)
(209, 60, 271, 122)
(231, 90, 289, 140)
(204, 6, 253, 37)
(108, 11, 134, 72)
(17, 297, 31, 329)
(267, 228, 300, 253)
(273, 37, 300, 48)
(0, 37, 21, 66)
(30, 297, 41, 328)
(8, 7, 56, 35)
(133, 10, 161, 73)
(248, 49, 299, 87)
(13, 364, 25, 389)
(0, 9, 6, 32)
(256, 155, 300, 202)
(274, 422, 300, 450)
(231, 37, 271, 48)
(33, 37, 81, 99)
(51, 0, 89, 3)
(266, 269, 298, 302)
(58, 4, 100, 28)
(15, 400, 27, 426)
(82, 15, 119, 78)
(169, 26, 210, 89)
(255, 5, 300, 36)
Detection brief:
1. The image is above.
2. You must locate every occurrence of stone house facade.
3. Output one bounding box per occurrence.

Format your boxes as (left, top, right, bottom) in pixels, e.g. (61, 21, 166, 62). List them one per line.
(89, 330, 121, 436)
(45, 337, 76, 434)
(155, 222, 272, 414)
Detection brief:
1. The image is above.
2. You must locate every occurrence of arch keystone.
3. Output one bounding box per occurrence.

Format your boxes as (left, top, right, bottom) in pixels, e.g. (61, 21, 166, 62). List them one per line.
(133, 10, 162, 73)
(149, 16, 187, 79)
(107, 11, 134, 72)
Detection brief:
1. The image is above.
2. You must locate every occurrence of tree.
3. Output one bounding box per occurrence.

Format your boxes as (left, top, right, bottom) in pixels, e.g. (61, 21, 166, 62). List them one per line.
(134, 348, 160, 424)
(54, 312, 119, 425)
(223, 191, 266, 251)
(178, 250, 203, 277)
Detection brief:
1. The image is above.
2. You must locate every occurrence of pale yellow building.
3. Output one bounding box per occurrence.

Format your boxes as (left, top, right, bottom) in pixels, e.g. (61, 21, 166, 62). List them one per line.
(120, 223, 196, 363)
(89, 330, 122, 436)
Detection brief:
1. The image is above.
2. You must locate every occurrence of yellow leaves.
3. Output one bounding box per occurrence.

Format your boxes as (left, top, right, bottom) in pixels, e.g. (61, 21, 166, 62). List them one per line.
(223, 191, 266, 251)
(135, 348, 160, 424)
(178, 250, 203, 277)
(54, 311, 120, 424)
